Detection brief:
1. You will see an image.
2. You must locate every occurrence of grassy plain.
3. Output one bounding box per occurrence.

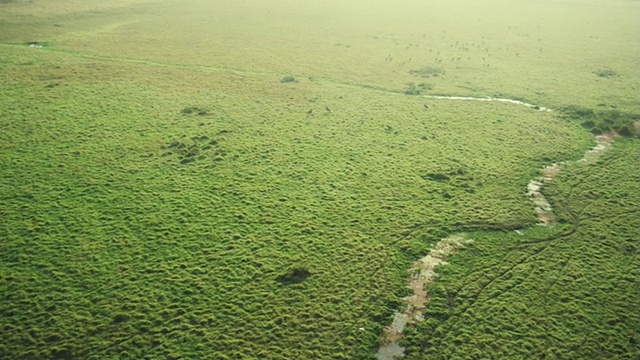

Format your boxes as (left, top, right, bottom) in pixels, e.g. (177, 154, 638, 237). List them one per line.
(0, 0, 638, 359)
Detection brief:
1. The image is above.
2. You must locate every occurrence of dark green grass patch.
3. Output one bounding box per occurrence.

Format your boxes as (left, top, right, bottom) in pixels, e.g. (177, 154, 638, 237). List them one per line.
(560, 105, 640, 138)
(594, 68, 618, 78)
(409, 66, 445, 78)
(280, 75, 296, 83)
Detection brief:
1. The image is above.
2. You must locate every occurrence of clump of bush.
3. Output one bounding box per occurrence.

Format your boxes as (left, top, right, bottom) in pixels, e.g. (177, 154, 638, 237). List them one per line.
(409, 66, 445, 78)
(181, 106, 208, 116)
(24, 41, 49, 47)
(403, 82, 433, 95)
(276, 265, 311, 284)
(560, 105, 639, 138)
(161, 135, 221, 164)
(421, 173, 450, 182)
(280, 75, 296, 83)
(594, 68, 618, 78)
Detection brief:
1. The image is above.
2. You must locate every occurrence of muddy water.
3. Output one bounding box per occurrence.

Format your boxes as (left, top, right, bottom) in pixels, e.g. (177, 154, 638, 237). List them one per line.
(376, 96, 616, 360)
(423, 95, 553, 112)
(527, 133, 615, 225)
(377, 235, 473, 359)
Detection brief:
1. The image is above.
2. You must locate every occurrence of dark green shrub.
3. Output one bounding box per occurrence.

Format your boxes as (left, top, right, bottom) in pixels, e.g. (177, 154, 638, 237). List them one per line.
(560, 106, 639, 138)
(181, 106, 208, 115)
(409, 66, 445, 78)
(421, 173, 450, 181)
(594, 68, 618, 78)
(113, 313, 130, 323)
(24, 40, 49, 47)
(403, 82, 432, 95)
(280, 75, 296, 83)
(276, 266, 311, 284)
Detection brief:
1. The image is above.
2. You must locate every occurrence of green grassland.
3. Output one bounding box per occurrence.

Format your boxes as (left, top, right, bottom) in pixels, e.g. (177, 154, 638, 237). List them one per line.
(403, 138, 640, 359)
(0, 0, 638, 359)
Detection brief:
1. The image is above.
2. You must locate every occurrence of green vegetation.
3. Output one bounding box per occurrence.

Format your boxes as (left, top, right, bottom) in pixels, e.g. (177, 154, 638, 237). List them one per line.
(594, 68, 618, 78)
(560, 105, 640, 138)
(0, 0, 637, 359)
(180, 106, 209, 116)
(280, 75, 297, 83)
(402, 139, 640, 359)
(409, 67, 445, 78)
(403, 82, 433, 96)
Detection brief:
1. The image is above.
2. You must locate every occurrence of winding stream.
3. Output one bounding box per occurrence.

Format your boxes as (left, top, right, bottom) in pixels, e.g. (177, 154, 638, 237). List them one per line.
(423, 95, 552, 112)
(377, 235, 473, 360)
(527, 133, 615, 225)
(376, 96, 615, 360)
